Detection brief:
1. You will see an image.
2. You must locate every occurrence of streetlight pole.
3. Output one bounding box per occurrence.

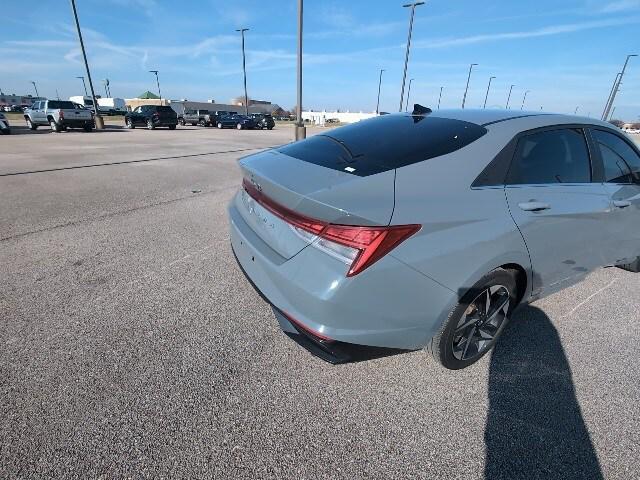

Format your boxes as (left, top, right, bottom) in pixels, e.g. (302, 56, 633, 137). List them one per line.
(399, 2, 425, 112)
(76, 76, 88, 96)
(236, 28, 250, 116)
(295, 0, 305, 140)
(602, 54, 637, 121)
(610, 106, 617, 120)
(103, 78, 111, 97)
(31, 81, 39, 98)
(505, 84, 515, 109)
(375, 68, 385, 114)
(483, 76, 495, 109)
(602, 72, 621, 120)
(69, 0, 103, 129)
(405, 78, 414, 111)
(461, 63, 477, 109)
(56, 89, 60, 100)
(149, 70, 161, 104)
(437, 86, 443, 110)
(574, 106, 579, 115)
(520, 90, 530, 110)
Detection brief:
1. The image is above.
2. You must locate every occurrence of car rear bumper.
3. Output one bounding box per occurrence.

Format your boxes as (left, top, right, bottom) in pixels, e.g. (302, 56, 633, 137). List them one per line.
(61, 119, 93, 127)
(228, 196, 457, 357)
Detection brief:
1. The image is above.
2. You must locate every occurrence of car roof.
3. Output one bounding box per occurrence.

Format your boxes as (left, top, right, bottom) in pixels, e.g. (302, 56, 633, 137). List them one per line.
(428, 108, 613, 129)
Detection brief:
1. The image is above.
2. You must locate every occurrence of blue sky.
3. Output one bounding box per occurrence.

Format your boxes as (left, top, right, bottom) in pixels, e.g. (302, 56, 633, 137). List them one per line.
(1, 0, 639, 120)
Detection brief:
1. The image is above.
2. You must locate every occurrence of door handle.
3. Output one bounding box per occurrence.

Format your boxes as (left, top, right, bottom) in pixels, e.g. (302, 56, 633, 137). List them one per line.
(613, 200, 631, 208)
(518, 201, 551, 212)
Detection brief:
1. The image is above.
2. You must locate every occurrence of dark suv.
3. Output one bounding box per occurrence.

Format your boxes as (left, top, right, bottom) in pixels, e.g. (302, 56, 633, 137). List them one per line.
(125, 105, 178, 130)
(249, 113, 275, 130)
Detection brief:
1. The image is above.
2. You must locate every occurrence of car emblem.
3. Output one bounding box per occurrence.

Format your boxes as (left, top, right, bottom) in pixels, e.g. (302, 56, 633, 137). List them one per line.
(250, 178, 262, 192)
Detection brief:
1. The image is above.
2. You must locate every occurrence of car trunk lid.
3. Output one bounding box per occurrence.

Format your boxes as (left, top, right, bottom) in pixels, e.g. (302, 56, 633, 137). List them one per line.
(237, 148, 395, 260)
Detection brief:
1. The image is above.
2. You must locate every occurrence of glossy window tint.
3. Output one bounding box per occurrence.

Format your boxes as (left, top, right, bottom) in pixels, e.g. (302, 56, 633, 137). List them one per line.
(593, 129, 640, 183)
(48, 101, 76, 109)
(507, 128, 591, 185)
(277, 115, 487, 177)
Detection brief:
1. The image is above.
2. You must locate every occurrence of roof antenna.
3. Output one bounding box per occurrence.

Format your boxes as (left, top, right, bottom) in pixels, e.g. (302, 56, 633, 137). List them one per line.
(412, 103, 432, 115)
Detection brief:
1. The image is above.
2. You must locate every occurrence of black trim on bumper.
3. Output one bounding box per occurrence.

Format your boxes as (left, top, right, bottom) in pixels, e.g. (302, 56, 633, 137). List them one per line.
(231, 245, 409, 364)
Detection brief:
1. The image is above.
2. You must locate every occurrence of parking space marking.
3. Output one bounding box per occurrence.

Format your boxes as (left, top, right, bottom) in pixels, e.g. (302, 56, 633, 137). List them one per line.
(561, 279, 617, 319)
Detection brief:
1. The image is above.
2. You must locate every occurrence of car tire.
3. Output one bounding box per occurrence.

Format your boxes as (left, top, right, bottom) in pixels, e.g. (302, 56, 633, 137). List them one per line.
(179, 119, 185, 126)
(147, 119, 155, 130)
(429, 268, 518, 370)
(126, 118, 135, 129)
(26, 118, 38, 130)
(217, 122, 223, 129)
(198, 119, 206, 127)
(50, 119, 61, 132)
(83, 124, 93, 132)
(236, 123, 243, 130)
(267, 126, 273, 130)
(0, 128, 10, 135)
(168, 125, 176, 130)
(191, 122, 196, 126)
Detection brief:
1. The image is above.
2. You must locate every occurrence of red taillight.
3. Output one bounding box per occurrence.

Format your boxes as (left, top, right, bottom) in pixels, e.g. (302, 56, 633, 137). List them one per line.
(281, 310, 333, 343)
(58, 109, 64, 119)
(242, 178, 420, 276)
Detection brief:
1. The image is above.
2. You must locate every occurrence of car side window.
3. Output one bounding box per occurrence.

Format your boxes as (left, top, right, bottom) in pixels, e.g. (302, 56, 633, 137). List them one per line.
(592, 129, 640, 183)
(506, 128, 591, 185)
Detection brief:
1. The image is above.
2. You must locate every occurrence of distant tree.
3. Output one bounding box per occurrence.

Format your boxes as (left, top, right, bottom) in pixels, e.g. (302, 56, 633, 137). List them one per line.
(609, 119, 625, 128)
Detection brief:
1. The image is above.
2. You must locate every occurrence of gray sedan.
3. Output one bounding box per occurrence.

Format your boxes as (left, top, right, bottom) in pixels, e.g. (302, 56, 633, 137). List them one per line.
(228, 108, 640, 369)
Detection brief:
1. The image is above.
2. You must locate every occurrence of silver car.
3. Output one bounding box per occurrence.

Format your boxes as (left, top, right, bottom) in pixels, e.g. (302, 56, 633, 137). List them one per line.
(228, 108, 640, 369)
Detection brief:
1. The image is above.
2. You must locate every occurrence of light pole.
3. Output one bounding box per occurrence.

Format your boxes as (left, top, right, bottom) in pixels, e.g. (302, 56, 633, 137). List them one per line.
(602, 54, 637, 121)
(149, 70, 161, 104)
(399, 2, 425, 112)
(603, 72, 621, 120)
(437, 86, 443, 110)
(236, 28, 250, 116)
(76, 76, 88, 96)
(461, 63, 477, 109)
(376, 68, 385, 114)
(56, 89, 60, 100)
(520, 90, 530, 110)
(483, 76, 495, 109)
(69, 0, 103, 129)
(30, 81, 39, 98)
(405, 78, 414, 111)
(295, 0, 305, 140)
(610, 106, 617, 120)
(505, 84, 515, 109)
(574, 106, 579, 115)
(103, 78, 111, 97)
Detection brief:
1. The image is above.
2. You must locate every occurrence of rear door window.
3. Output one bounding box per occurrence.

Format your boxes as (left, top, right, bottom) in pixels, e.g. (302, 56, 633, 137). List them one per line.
(506, 128, 591, 185)
(592, 129, 640, 183)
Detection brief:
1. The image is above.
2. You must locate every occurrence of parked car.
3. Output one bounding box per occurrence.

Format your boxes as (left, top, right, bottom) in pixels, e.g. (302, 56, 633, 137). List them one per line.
(0, 112, 10, 134)
(180, 109, 214, 126)
(249, 113, 275, 130)
(125, 105, 177, 130)
(228, 106, 640, 369)
(24, 100, 94, 132)
(216, 114, 256, 130)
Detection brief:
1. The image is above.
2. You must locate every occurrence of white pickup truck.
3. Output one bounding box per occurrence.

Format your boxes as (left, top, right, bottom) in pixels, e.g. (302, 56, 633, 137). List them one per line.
(24, 100, 94, 132)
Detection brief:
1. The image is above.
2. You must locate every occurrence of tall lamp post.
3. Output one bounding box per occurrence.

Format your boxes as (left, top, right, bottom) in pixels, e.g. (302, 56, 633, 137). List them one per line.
(149, 70, 162, 104)
(375, 68, 385, 114)
(520, 90, 530, 110)
(405, 78, 414, 111)
(103, 78, 111, 97)
(76, 76, 88, 96)
(69, 0, 103, 129)
(602, 54, 637, 121)
(236, 28, 250, 116)
(399, 2, 425, 112)
(483, 76, 495, 109)
(437, 86, 443, 109)
(295, 0, 305, 140)
(574, 106, 580, 115)
(30, 81, 39, 98)
(505, 84, 515, 109)
(461, 63, 477, 109)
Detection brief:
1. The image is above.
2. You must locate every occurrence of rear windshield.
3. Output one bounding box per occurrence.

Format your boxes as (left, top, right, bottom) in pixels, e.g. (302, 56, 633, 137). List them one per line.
(277, 115, 487, 176)
(48, 101, 76, 109)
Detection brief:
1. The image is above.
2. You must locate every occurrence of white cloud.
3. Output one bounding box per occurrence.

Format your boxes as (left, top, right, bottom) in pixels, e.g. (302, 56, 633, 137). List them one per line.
(597, 0, 640, 13)
(413, 17, 640, 49)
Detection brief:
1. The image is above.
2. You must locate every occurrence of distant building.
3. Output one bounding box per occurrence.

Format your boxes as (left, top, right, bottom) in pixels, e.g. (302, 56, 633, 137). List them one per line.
(0, 93, 45, 107)
(231, 97, 273, 107)
(169, 99, 283, 117)
(302, 110, 378, 125)
(124, 91, 169, 110)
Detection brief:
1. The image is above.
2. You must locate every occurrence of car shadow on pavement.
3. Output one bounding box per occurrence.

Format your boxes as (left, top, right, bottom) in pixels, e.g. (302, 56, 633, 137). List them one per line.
(484, 305, 603, 480)
(7, 125, 125, 135)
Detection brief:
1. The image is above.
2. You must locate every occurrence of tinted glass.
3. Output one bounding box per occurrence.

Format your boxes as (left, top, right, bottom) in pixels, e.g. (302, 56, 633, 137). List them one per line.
(48, 101, 76, 109)
(198, 110, 209, 114)
(593, 129, 640, 183)
(507, 128, 591, 185)
(277, 115, 487, 177)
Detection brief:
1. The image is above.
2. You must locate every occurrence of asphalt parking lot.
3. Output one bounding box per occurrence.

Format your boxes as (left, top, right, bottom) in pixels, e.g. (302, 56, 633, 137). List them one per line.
(1, 124, 640, 479)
